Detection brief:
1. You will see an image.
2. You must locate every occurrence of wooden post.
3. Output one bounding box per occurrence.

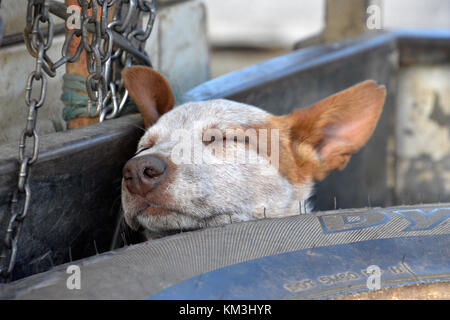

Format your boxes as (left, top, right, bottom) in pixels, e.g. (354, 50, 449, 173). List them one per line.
(64, 0, 101, 129)
(322, 0, 370, 42)
(295, 0, 373, 49)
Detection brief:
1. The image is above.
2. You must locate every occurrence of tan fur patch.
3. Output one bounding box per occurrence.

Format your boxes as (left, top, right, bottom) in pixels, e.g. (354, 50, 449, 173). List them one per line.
(267, 80, 386, 182)
(122, 66, 175, 128)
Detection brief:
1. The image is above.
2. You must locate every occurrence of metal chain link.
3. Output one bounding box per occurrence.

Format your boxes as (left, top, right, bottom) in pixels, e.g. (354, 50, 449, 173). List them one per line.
(100, 0, 156, 121)
(0, 0, 156, 283)
(0, 0, 54, 283)
(53, 0, 157, 121)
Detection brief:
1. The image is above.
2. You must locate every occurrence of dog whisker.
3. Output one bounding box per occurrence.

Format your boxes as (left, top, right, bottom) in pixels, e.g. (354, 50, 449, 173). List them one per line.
(93, 240, 99, 255)
(130, 123, 146, 133)
(121, 232, 128, 246)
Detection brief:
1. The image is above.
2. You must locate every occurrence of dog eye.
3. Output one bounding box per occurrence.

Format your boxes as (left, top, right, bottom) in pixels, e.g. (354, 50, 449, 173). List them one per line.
(224, 136, 250, 144)
(135, 146, 151, 155)
(203, 134, 250, 146)
(203, 135, 219, 146)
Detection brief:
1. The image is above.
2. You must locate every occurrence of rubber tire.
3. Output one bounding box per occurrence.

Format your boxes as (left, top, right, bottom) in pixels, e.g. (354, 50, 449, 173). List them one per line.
(1, 203, 449, 299)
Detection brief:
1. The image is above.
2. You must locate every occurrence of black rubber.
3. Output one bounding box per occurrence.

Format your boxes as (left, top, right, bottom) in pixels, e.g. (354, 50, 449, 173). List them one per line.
(0, 203, 449, 299)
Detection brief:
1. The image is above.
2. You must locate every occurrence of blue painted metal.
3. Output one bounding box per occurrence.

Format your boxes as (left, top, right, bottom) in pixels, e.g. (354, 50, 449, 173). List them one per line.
(150, 234, 450, 300)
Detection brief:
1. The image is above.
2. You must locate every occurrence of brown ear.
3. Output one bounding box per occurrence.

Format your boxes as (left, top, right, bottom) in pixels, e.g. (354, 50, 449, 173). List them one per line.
(285, 80, 386, 181)
(122, 66, 175, 128)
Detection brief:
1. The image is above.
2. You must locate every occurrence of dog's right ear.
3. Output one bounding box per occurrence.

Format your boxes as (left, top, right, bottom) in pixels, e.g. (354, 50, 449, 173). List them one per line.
(122, 66, 175, 128)
(279, 80, 386, 181)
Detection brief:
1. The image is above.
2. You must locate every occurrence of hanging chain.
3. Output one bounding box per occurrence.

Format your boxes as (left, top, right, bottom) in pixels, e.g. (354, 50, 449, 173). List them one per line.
(99, 0, 156, 121)
(74, 0, 156, 121)
(0, 0, 54, 283)
(0, 0, 155, 283)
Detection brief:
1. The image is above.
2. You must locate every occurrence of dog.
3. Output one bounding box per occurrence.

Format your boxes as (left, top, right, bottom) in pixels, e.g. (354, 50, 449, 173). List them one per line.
(121, 66, 386, 238)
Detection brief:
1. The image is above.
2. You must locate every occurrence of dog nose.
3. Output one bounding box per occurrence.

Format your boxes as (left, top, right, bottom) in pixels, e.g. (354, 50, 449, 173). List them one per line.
(123, 155, 168, 197)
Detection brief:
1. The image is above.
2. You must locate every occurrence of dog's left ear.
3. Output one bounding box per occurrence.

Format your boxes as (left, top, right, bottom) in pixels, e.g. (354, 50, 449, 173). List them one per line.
(122, 66, 175, 128)
(283, 80, 386, 181)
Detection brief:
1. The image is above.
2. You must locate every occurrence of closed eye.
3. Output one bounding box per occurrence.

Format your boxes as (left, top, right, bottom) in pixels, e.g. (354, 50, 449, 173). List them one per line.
(203, 135, 250, 146)
(135, 146, 152, 155)
(224, 136, 250, 145)
(202, 135, 220, 146)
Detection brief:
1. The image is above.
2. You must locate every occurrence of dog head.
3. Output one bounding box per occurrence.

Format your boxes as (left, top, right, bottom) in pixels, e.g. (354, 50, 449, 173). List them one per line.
(121, 66, 386, 236)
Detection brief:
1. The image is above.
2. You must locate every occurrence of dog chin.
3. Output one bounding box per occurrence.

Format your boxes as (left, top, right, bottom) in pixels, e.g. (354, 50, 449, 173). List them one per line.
(133, 207, 245, 238)
(134, 209, 202, 235)
(140, 205, 172, 216)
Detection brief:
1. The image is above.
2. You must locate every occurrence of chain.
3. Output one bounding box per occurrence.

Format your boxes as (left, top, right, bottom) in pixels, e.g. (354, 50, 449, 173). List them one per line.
(0, 0, 156, 283)
(99, 0, 156, 121)
(0, 0, 54, 283)
(75, 0, 156, 121)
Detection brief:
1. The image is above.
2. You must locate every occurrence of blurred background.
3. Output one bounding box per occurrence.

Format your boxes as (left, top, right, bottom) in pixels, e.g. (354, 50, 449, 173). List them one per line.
(1, 0, 450, 144)
(207, 0, 450, 77)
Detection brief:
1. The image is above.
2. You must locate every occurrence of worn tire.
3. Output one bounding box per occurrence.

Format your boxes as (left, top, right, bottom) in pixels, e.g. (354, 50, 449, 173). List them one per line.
(1, 203, 449, 299)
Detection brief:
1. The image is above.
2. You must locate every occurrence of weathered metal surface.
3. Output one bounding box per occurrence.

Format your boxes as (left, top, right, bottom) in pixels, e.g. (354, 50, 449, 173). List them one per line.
(331, 281, 450, 300)
(395, 65, 450, 205)
(0, 115, 144, 280)
(396, 29, 450, 66)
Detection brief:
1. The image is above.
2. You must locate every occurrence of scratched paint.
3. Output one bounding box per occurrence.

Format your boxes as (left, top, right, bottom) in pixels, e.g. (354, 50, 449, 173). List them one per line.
(395, 65, 450, 203)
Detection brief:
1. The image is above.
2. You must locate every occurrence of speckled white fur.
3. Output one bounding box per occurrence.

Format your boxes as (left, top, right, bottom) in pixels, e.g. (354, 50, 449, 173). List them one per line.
(122, 99, 313, 235)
